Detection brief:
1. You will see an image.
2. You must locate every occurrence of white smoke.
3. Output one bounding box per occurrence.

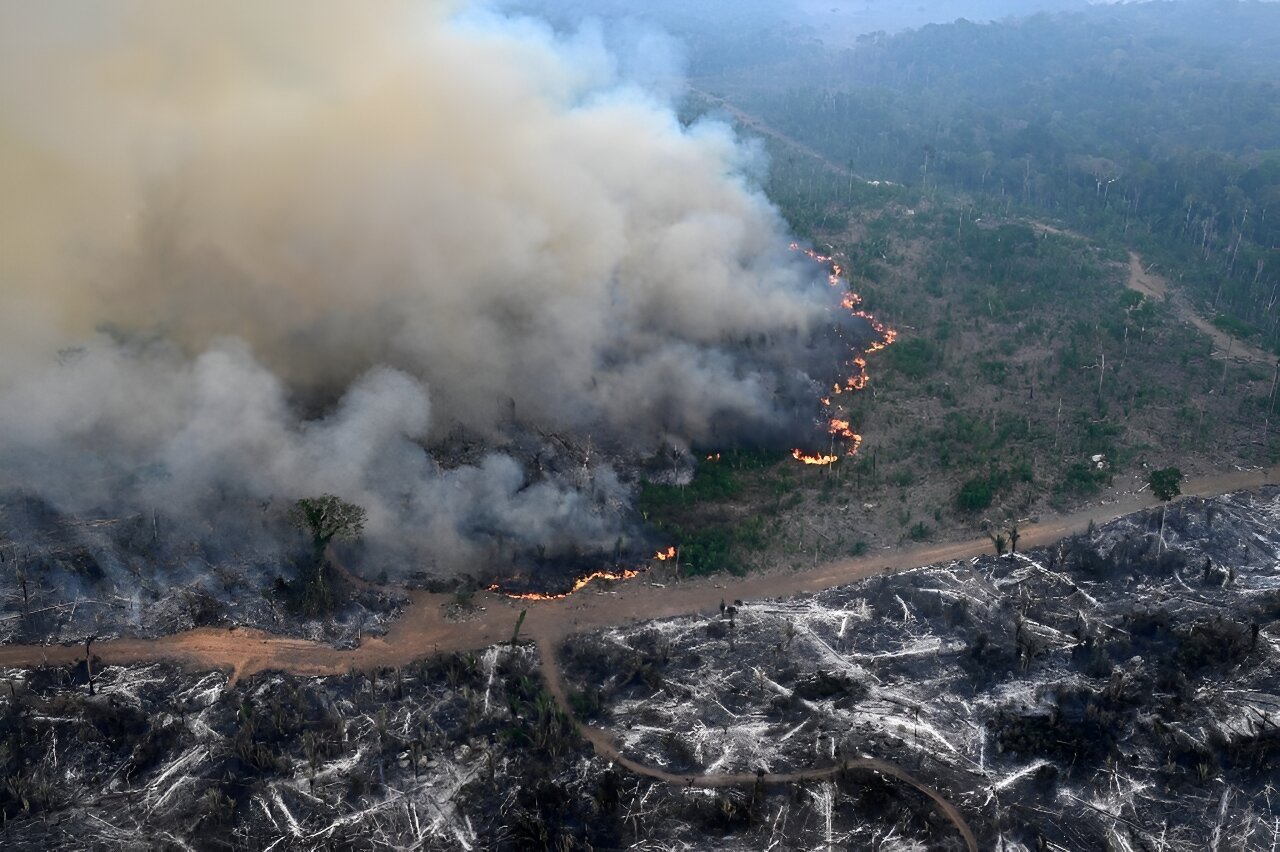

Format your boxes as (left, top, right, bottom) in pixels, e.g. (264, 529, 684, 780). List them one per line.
(0, 1, 836, 575)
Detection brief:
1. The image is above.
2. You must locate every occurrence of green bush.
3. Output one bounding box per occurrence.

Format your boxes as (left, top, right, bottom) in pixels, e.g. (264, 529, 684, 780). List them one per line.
(956, 476, 995, 511)
(1057, 462, 1110, 496)
(677, 526, 738, 577)
(888, 337, 942, 379)
(889, 467, 916, 487)
(978, 359, 1009, 385)
(1212, 313, 1259, 339)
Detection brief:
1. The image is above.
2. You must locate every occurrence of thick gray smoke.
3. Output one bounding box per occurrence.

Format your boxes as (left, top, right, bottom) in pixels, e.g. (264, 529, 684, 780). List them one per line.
(0, 1, 836, 578)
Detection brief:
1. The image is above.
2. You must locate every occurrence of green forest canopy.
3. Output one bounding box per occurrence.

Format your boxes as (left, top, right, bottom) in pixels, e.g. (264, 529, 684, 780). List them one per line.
(709, 0, 1280, 354)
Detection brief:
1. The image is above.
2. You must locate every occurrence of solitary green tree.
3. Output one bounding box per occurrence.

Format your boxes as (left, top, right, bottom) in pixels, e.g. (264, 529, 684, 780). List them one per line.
(288, 494, 366, 614)
(988, 531, 1008, 557)
(1147, 467, 1183, 553)
(289, 494, 367, 568)
(1148, 467, 1183, 502)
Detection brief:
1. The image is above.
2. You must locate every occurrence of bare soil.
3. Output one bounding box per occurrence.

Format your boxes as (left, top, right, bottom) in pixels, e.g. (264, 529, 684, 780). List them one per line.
(1, 464, 1273, 680)
(1127, 251, 1279, 366)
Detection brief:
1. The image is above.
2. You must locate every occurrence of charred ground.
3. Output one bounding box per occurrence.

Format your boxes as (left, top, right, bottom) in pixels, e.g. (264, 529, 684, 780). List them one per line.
(1, 487, 1276, 848)
(559, 487, 1280, 849)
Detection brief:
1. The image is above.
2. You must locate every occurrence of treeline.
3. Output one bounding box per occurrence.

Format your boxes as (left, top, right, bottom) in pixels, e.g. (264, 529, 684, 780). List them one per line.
(723, 0, 1280, 352)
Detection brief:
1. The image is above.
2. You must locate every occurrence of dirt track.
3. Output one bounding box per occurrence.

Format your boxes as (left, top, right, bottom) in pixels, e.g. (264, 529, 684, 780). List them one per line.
(2, 464, 1276, 679)
(2, 465, 1276, 849)
(689, 88, 871, 184)
(531, 622, 981, 851)
(1126, 252, 1278, 366)
(1032, 224, 1277, 367)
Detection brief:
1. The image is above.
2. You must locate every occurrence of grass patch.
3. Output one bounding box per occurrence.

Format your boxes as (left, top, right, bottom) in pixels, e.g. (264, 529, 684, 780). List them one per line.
(1212, 313, 1260, 339)
(887, 337, 942, 379)
(1056, 462, 1112, 497)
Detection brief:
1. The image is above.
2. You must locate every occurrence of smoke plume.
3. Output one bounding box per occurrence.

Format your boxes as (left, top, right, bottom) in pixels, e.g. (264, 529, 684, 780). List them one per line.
(0, 1, 839, 578)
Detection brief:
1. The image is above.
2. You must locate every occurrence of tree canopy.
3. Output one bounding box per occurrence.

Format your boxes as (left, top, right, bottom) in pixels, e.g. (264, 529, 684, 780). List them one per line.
(1147, 467, 1184, 503)
(289, 494, 366, 561)
(712, 0, 1280, 355)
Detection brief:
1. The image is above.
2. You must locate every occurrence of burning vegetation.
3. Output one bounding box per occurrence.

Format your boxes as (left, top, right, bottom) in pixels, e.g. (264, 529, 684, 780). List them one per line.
(487, 567, 643, 601)
(0, 2, 891, 604)
(788, 245, 897, 466)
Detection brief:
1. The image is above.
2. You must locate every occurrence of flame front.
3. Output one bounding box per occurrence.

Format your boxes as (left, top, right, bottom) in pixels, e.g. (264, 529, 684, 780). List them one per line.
(792, 448, 841, 465)
(486, 547, 677, 600)
(487, 567, 643, 601)
(489, 247, 891, 599)
(789, 244, 894, 466)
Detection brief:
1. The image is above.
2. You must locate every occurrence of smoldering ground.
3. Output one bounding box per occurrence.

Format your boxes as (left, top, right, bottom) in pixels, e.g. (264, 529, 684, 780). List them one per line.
(0, 1, 863, 589)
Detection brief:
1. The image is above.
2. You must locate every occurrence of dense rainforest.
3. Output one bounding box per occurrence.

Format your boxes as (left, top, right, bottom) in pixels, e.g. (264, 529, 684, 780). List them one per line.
(705, 0, 1280, 354)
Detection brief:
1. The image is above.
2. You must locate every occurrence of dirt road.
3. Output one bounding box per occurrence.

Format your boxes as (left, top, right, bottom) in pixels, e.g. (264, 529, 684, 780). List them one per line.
(2, 464, 1275, 678)
(1127, 252, 1278, 366)
(2, 464, 1274, 849)
(689, 88, 873, 184)
(1032, 224, 1276, 367)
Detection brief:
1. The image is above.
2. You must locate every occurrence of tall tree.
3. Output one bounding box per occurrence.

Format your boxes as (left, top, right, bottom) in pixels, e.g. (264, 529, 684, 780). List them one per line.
(1148, 467, 1183, 553)
(1148, 467, 1183, 502)
(289, 494, 367, 568)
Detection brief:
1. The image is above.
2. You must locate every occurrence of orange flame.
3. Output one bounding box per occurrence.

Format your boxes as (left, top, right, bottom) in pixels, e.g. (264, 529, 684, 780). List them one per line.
(792, 449, 841, 465)
(829, 418, 857, 439)
(486, 546, 680, 600)
(788, 243, 896, 466)
(487, 567, 643, 601)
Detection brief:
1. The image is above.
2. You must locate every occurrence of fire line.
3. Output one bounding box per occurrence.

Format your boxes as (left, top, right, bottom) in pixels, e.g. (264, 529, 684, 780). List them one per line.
(487, 567, 641, 601)
(486, 548, 676, 600)
(493, 245, 895, 600)
(788, 244, 896, 465)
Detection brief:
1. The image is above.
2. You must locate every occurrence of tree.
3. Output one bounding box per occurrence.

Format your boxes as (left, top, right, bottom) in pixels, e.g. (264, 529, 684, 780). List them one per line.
(288, 494, 366, 616)
(1148, 467, 1183, 502)
(289, 494, 367, 568)
(511, 609, 528, 646)
(989, 531, 1008, 557)
(1147, 467, 1183, 554)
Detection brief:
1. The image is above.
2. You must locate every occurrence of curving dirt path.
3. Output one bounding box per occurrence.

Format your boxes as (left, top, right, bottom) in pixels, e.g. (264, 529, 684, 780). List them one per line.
(530, 624, 980, 851)
(1035, 221, 1276, 368)
(1032, 223, 1277, 367)
(2, 464, 1276, 849)
(1, 465, 1276, 679)
(1126, 252, 1279, 366)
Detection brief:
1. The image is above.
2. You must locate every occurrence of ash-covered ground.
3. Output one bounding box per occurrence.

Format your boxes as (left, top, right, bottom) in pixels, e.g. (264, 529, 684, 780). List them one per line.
(0, 648, 593, 850)
(0, 491, 407, 648)
(0, 430, 692, 646)
(560, 487, 1280, 850)
(2, 488, 1277, 851)
(0, 648, 954, 850)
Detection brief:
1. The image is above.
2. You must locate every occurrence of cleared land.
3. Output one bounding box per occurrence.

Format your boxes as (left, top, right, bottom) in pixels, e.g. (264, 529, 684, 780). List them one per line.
(0, 465, 1273, 679)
